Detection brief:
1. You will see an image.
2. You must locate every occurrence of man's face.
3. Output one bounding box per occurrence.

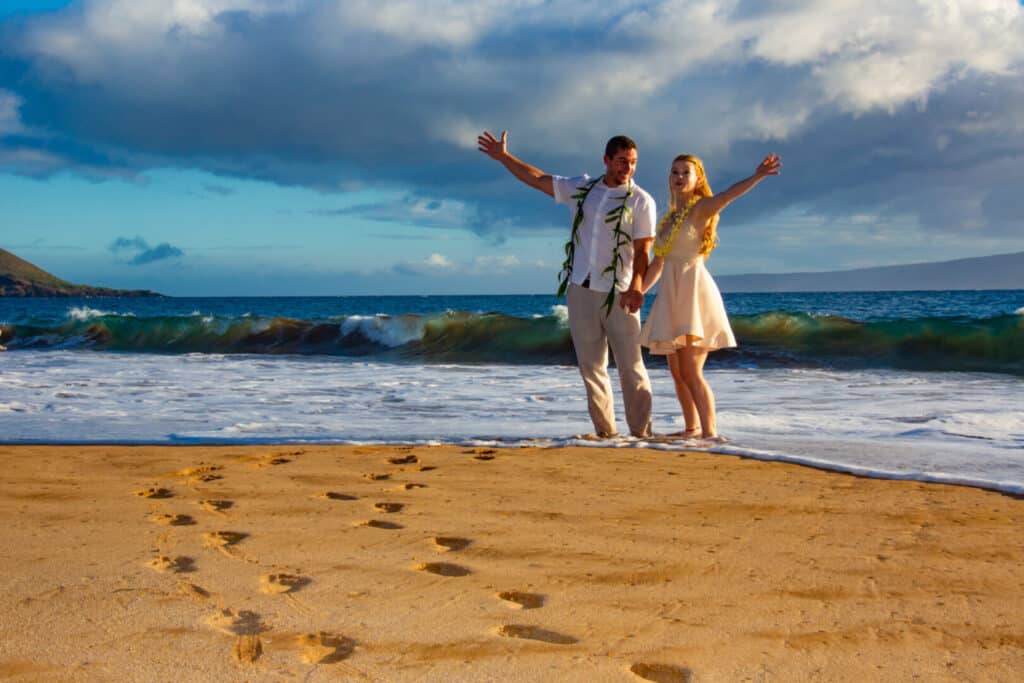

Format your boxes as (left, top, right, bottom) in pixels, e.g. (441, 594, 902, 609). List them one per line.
(603, 147, 638, 186)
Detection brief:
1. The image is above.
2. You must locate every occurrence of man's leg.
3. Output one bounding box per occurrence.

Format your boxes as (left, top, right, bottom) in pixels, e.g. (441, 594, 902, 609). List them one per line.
(606, 292, 653, 437)
(567, 284, 617, 436)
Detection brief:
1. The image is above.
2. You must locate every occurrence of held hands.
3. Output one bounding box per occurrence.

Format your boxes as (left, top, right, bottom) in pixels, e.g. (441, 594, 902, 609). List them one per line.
(477, 130, 508, 161)
(755, 153, 782, 178)
(619, 289, 643, 314)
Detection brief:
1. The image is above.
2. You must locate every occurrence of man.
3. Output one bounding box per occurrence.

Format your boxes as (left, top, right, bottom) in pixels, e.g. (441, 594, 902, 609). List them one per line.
(477, 130, 655, 438)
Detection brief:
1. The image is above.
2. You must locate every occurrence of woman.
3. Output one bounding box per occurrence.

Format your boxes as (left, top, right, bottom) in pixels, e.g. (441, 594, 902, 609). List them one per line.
(640, 152, 781, 440)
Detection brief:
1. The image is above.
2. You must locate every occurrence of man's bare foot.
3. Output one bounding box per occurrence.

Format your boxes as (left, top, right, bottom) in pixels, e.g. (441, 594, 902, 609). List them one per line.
(574, 432, 618, 441)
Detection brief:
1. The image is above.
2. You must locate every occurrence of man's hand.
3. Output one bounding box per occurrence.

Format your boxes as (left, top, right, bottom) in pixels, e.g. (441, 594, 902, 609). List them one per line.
(619, 289, 643, 313)
(476, 129, 554, 197)
(478, 130, 508, 161)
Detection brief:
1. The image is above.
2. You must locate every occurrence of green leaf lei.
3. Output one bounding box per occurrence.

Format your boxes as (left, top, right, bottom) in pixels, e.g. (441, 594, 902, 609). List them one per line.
(556, 178, 635, 317)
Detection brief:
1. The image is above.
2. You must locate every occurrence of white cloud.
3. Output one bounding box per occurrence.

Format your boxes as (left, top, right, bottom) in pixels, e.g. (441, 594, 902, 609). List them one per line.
(746, 0, 1024, 112)
(426, 252, 452, 268)
(469, 254, 520, 273)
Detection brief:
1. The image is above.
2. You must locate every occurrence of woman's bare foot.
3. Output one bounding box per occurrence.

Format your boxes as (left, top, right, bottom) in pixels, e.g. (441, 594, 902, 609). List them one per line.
(668, 428, 701, 439)
(700, 434, 729, 444)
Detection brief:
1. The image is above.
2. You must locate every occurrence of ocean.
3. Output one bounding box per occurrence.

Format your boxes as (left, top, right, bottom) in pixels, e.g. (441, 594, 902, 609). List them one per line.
(1, 290, 1022, 495)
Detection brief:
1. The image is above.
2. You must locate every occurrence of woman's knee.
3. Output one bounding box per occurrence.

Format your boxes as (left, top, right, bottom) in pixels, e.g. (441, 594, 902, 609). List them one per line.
(678, 361, 706, 387)
(676, 362, 699, 385)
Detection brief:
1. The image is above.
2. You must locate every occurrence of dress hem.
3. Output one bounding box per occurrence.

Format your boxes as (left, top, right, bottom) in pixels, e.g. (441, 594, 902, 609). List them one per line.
(643, 333, 736, 354)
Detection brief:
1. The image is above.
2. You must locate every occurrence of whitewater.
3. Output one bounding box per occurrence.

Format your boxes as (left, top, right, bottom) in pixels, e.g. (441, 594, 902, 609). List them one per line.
(1, 350, 1021, 496)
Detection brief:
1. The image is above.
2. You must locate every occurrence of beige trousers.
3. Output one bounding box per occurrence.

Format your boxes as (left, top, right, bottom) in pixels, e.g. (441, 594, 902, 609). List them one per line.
(567, 283, 653, 437)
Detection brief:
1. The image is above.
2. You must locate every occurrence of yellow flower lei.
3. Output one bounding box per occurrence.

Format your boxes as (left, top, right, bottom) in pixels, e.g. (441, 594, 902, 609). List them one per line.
(653, 196, 699, 257)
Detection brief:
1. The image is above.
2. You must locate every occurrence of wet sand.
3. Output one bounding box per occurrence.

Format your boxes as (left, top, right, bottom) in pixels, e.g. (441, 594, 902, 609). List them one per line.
(0, 444, 1020, 682)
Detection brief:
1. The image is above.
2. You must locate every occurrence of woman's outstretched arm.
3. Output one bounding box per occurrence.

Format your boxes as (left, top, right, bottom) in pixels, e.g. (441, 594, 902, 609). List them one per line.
(697, 153, 781, 219)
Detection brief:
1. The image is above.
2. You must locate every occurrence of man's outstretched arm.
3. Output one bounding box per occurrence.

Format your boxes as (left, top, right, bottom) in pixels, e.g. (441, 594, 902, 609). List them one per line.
(478, 130, 554, 198)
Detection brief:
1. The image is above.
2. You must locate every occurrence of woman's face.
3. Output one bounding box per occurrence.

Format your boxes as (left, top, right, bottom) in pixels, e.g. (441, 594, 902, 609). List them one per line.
(669, 160, 699, 195)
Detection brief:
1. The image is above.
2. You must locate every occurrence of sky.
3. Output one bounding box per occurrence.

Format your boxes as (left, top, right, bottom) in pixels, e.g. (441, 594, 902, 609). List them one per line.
(1, 0, 1023, 296)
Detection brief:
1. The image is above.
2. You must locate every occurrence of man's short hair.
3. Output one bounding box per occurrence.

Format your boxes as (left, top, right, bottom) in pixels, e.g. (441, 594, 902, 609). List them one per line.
(605, 135, 638, 159)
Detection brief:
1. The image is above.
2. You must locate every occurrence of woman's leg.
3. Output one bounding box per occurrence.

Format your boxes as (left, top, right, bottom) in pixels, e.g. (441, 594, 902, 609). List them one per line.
(666, 353, 700, 436)
(674, 347, 716, 438)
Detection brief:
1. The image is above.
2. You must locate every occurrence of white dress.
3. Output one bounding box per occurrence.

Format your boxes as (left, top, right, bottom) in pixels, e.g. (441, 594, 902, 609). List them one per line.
(640, 212, 737, 353)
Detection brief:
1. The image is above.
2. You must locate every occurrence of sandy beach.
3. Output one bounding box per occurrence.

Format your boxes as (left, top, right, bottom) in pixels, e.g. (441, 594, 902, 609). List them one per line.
(0, 444, 1020, 682)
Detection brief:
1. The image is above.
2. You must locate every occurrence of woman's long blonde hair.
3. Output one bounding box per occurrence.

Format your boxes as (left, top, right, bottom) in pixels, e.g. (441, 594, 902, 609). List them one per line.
(669, 154, 718, 256)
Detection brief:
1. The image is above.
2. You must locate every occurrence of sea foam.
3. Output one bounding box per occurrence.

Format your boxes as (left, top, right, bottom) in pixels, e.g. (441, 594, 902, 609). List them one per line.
(0, 351, 1020, 495)
(340, 314, 424, 348)
(68, 306, 132, 320)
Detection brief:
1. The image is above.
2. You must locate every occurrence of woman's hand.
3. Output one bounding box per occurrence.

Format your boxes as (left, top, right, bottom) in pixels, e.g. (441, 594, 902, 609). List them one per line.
(755, 153, 782, 178)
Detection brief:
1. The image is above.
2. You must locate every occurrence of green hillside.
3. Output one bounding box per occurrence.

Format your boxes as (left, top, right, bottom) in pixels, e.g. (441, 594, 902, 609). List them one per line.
(0, 247, 160, 297)
(0, 248, 71, 287)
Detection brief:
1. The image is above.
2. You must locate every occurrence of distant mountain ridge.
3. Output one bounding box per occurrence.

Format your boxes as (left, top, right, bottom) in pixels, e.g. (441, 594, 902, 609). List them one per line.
(0, 248, 160, 297)
(717, 251, 1024, 293)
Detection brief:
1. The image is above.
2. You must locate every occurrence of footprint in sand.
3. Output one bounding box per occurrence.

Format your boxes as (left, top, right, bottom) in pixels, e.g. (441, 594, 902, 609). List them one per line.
(197, 499, 234, 513)
(629, 663, 692, 683)
(204, 530, 247, 546)
(255, 456, 291, 468)
(396, 483, 427, 491)
(297, 632, 355, 664)
(497, 591, 544, 609)
(363, 473, 390, 481)
(415, 562, 471, 577)
(177, 581, 211, 600)
(203, 531, 248, 557)
(204, 608, 267, 636)
(259, 573, 310, 594)
(233, 635, 262, 664)
(496, 624, 577, 645)
(418, 466, 437, 472)
(176, 464, 224, 477)
(315, 491, 357, 501)
(432, 536, 471, 552)
(469, 448, 498, 460)
(134, 487, 173, 499)
(189, 473, 224, 484)
(373, 502, 403, 513)
(146, 555, 195, 573)
(149, 513, 196, 526)
(353, 520, 403, 530)
(388, 455, 419, 465)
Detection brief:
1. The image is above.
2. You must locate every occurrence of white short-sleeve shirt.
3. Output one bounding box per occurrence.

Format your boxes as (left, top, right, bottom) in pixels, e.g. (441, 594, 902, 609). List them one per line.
(552, 174, 657, 293)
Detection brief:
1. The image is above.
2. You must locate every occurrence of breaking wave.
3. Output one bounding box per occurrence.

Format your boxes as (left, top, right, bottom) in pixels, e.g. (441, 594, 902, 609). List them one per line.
(2, 309, 1022, 374)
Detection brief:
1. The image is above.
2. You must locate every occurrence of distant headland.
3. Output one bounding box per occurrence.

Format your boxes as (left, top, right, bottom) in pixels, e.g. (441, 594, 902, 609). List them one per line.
(716, 251, 1024, 293)
(0, 248, 161, 297)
